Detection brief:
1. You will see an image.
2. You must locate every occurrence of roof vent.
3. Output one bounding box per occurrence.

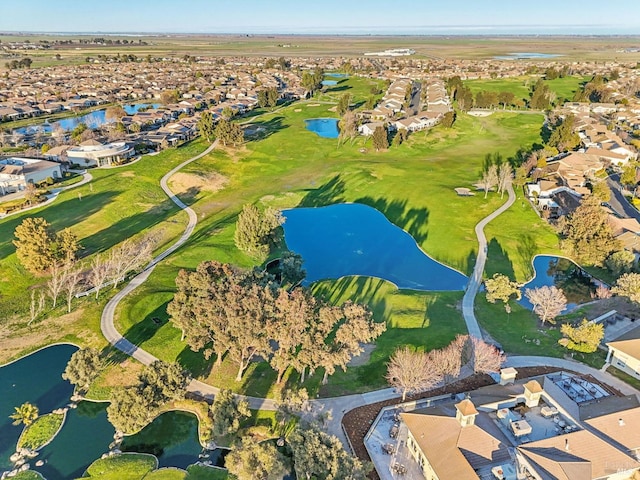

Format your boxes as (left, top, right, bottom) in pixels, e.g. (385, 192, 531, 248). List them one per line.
(565, 439, 570, 451)
(619, 418, 625, 427)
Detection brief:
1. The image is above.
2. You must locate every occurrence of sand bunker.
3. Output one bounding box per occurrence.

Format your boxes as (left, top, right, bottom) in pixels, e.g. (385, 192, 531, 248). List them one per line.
(170, 171, 228, 195)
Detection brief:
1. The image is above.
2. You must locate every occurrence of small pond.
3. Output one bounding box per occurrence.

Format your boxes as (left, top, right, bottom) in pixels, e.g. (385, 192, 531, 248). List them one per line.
(305, 118, 339, 139)
(325, 73, 348, 78)
(519, 255, 599, 312)
(121, 411, 227, 470)
(321, 80, 338, 86)
(14, 103, 160, 135)
(282, 203, 468, 291)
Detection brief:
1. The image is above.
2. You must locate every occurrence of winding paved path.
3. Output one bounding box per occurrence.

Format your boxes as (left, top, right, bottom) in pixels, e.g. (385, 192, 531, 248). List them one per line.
(99, 141, 277, 410)
(462, 183, 516, 339)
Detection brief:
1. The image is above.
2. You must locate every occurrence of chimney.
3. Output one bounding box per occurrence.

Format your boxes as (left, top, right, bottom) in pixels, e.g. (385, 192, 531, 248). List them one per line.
(565, 439, 570, 451)
(523, 380, 543, 407)
(455, 399, 478, 427)
(500, 367, 518, 386)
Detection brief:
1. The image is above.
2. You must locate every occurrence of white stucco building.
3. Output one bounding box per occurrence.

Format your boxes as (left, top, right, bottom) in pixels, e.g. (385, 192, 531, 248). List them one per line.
(66, 139, 134, 167)
(0, 157, 62, 195)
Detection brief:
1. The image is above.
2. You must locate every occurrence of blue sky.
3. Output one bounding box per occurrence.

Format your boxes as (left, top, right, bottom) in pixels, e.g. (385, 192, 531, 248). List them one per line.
(1, 0, 639, 34)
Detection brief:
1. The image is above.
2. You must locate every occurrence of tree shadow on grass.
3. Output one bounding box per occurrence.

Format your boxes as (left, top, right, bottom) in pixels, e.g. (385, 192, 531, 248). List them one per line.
(299, 175, 346, 207)
(243, 116, 288, 142)
(80, 197, 179, 256)
(516, 233, 537, 280)
(177, 345, 215, 379)
(0, 190, 119, 260)
(485, 237, 516, 280)
(325, 85, 351, 94)
(354, 196, 430, 245)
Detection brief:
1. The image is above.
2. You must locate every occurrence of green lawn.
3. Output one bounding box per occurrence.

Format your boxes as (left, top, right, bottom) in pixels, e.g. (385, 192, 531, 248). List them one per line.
(82, 453, 157, 480)
(606, 366, 640, 391)
(465, 75, 588, 105)
(483, 190, 561, 282)
(11, 472, 44, 480)
(17, 412, 64, 450)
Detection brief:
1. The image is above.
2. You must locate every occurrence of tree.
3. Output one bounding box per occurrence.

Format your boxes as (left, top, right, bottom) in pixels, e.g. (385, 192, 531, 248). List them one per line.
(336, 93, 351, 116)
(372, 125, 388, 151)
(9, 402, 39, 427)
(338, 110, 357, 145)
(441, 111, 456, 128)
(525, 286, 567, 324)
(547, 114, 580, 152)
(606, 250, 636, 276)
(47, 263, 66, 308)
(612, 272, 640, 303)
(138, 360, 191, 404)
(108, 234, 158, 288)
(13, 217, 57, 274)
(54, 228, 79, 265)
(562, 196, 620, 266)
(160, 89, 179, 105)
(385, 346, 441, 401)
(456, 86, 474, 111)
(210, 389, 251, 438)
(234, 203, 284, 261)
(89, 254, 113, 300)
(62, 347, 103, 393)
(289, 424, 370, 480)
(560, 319, 604, 353)
(469, 337, 505, 373)
(215, 118, 244, 147)
(24, 183, 38, 206)
(530, 79, 551, 110)
(107, 387, 152, 433)
(484, 273, 521, 305)
(481, 163, 499, 199)
(275, 251, 306, 288)
(430, 335, 467, 384)
(620, 162, 638, 187)
(226, 438, 289, 480)
(63, 265, 83, 313)
(197, 111, 216, 142)
(105, 105, 126, 121)
(497, 163, 513, 198)
(590, 179, 611, 203)
(498, 91, 515, 108)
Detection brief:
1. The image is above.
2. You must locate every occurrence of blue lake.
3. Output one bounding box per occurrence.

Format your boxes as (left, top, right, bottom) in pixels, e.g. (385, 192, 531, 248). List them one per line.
(325, 73, 348, 78)
(322, 80, 338, 86)
(494, 52, 561, 60)
(283, 203, 468, 291)
(519, 255, 597, 312)
(15, 103, 160, 135)
(305, 118, 339, 139)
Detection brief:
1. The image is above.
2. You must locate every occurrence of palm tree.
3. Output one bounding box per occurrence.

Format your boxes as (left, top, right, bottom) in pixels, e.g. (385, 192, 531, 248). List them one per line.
(10, 402, 39, 426)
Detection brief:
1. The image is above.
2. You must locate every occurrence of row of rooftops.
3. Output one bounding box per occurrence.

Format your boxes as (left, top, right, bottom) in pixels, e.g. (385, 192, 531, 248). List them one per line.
(393, 371, 640, 480)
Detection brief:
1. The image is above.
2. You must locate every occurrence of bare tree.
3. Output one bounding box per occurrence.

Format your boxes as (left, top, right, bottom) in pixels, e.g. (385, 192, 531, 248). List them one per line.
(469, 337, 505, 374)
(386, 346, 442, 401)
(28, 289, 46, 325)
(109, 234, 158, 289)
(63, 266, 83, 313)
(525, 286, 567, 324)
(481, 164, 499, 199)
(594, 284, 612, 300)
(429, 339, 464, 385)
(47, 263, 66, 308)
(497, 163, 513, 198)
(90, 254, 113, 300)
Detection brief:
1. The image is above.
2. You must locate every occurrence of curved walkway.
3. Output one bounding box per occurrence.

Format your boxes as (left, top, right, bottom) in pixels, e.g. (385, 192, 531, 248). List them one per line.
(98, 141, 278, 410)
(462, 184, 516, 339)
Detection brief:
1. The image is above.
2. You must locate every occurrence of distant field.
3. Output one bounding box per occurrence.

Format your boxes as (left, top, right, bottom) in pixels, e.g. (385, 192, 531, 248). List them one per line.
(1, 34, 640, 66)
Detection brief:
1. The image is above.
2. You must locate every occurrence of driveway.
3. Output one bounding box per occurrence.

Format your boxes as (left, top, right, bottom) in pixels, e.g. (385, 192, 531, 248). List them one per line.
(606, 173, 640, 221)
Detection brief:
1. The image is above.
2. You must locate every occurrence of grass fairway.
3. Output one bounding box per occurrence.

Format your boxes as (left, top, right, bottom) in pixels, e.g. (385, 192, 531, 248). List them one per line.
(465, 75, 588, 104)
(111, 76, 547, 396)
(83, 453, 157, 480)
(17, 412, 64, 450)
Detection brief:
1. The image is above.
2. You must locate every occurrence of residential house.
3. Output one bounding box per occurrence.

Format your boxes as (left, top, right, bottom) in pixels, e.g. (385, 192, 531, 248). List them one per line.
(606, 328, 640, 381)
(0, 157, 62, 195)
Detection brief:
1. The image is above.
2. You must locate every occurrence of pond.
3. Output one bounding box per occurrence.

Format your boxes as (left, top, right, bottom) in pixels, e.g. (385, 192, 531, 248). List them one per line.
(37, 402, 114, 480)
(14, 103, 160, 135)
(282, 203, 468, 291)
(0, 345, 224, 479)
(304, 118, 339, 139)
(518, 255, 598, 312)
(121, 411, 227, 470)
(321, 80, 338, 86)
(0, 344, 77, 471)
(325, 73, 348, 78)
